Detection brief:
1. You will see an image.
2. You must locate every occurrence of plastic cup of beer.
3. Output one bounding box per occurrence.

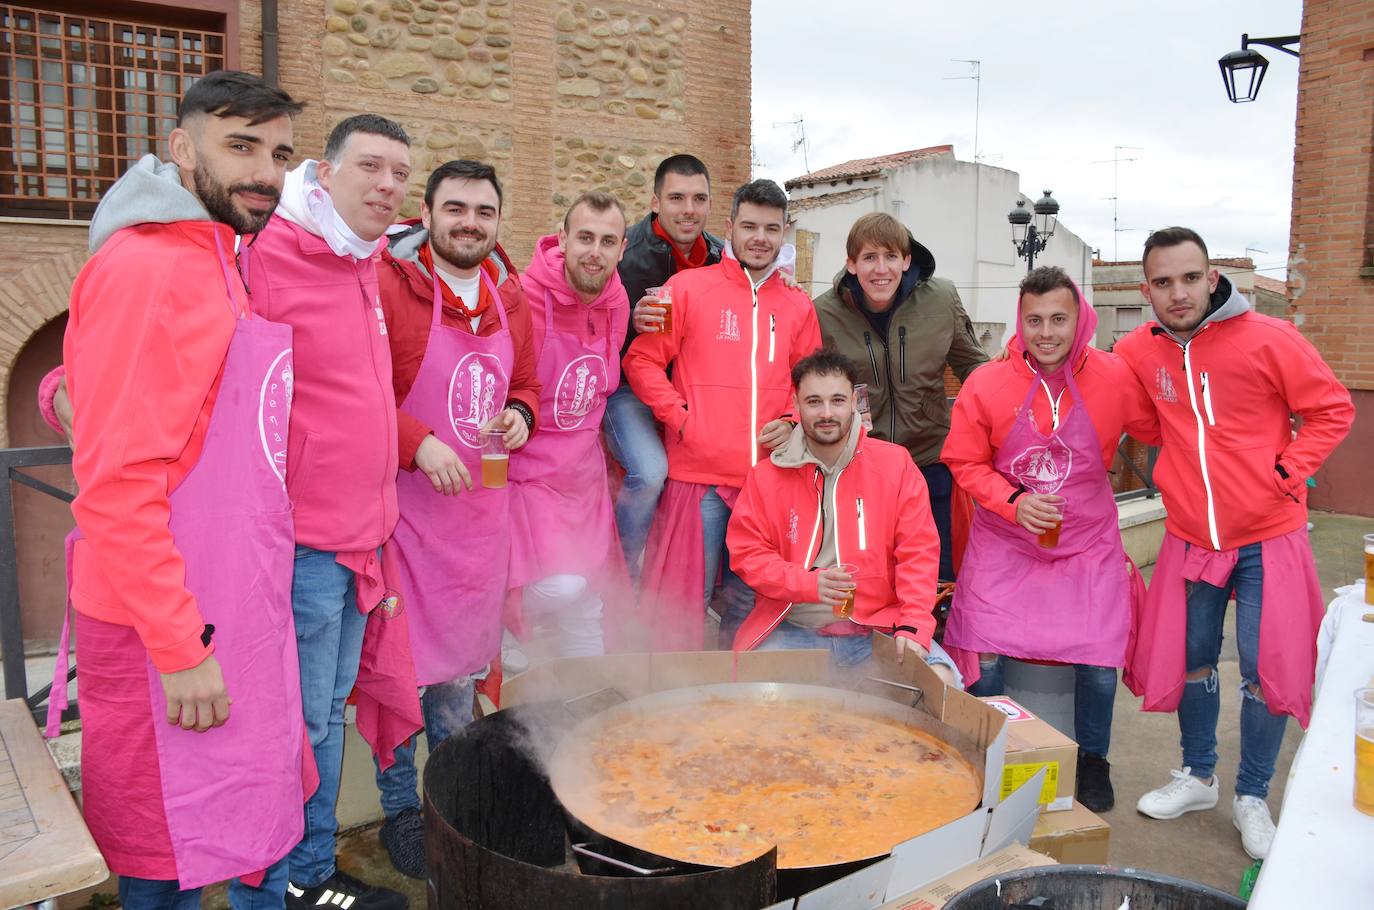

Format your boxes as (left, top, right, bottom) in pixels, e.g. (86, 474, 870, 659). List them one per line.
(646, 285, 673, 333)
(479, 428, 508, 489)
(1037, 515, 1063, 548)
(1355, 687, 1374, 816)
(1364, 533, 1374, 606)
(834, 563, 859, 619)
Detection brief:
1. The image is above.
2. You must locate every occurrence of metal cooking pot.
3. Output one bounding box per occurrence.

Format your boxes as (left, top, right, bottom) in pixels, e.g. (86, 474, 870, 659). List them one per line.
(547, 681, 986, 882)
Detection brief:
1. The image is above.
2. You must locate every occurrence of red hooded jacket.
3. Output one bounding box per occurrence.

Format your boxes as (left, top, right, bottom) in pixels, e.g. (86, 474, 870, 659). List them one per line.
(727, 426, 940, 650)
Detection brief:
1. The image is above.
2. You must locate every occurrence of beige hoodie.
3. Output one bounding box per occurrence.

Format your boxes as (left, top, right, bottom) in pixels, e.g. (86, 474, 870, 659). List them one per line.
(769, 418, 861, 629)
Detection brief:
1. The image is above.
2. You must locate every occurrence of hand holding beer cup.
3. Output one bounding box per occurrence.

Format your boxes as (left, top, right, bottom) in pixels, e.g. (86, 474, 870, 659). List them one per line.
(818, 564, 858, 619)
(1016, 493, 1064, 542)
(478, 427, 509, 489)
(633, 287, 671, 334)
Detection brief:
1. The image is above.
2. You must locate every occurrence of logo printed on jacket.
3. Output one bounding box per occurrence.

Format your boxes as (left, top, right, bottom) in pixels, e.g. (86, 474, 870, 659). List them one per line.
(786, 507, 799, 544)
(1155, 366, 1178, 403)
(448, 352, 509, 448)
(259, 349, 293, 486)
(717, 309, 741, 342)
(373, 295, 388, 336)
(553, 354, 608, 430)
(1009, 436, 1073, 495)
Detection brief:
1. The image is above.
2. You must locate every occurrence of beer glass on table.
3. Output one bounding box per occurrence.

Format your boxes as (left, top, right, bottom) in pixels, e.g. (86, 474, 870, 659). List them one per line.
(1363, 533, 1374, 606)
(1355, 687, 1374, 816)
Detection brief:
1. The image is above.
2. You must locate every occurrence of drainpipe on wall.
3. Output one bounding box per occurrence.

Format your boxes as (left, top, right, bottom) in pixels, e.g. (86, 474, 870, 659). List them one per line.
(262, 0, 280, 87)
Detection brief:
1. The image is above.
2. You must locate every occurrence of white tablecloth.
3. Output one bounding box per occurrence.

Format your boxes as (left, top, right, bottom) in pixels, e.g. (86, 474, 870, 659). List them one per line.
(1250, 581, 1374, 908)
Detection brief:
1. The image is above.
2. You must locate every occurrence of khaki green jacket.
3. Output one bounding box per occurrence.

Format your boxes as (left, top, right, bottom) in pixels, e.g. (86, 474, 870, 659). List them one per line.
(813, 238, 987, 466)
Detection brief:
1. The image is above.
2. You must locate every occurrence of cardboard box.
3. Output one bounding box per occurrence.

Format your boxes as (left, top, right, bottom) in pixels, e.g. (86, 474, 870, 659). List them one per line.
(876, 844, 1058, 910)
(980, 696, 1076, 811)
(1029, 800, 1110, 864)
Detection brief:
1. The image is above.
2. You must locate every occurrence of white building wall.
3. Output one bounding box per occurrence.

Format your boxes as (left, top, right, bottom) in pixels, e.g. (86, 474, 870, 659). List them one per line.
(789, 156, 1096, 349)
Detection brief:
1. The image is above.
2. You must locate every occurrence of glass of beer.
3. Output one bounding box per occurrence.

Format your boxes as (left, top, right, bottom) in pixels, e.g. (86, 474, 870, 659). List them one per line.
(1038, 515, 1063, 548)
(1364, 533, 1374, 606)
(646, 285, 673, 333)
(1355, 687, 1374, 816)
(480, 428, 508, 489)
(834, 563, 859, 619)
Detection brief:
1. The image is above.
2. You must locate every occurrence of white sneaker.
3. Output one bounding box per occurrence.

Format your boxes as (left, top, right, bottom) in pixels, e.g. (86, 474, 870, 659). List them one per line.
(501, 629, 530, 675)
(1233, 795, 1276, 859)
(1136, 767, 1220, 819)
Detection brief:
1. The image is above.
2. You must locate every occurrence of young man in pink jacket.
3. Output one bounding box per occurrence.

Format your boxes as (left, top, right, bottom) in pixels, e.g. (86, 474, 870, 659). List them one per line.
(623, 179, 822, 650)
(1117, 227, 1353, 859)
(727, 348, 960, 684)
(243, 115, 412, 910)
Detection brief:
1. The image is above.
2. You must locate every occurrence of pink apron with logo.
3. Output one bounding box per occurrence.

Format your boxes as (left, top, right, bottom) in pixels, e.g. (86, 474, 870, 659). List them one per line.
(508, 290, 616, 587)
(387, 269, 512, 684)
(50, 232, 303, 888)
(945, 364, 1130, 670)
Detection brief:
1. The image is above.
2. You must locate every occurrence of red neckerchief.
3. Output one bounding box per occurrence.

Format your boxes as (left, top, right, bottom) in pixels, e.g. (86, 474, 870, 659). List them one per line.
(419, 242, 492, 319)
(653, 217, 708, 271)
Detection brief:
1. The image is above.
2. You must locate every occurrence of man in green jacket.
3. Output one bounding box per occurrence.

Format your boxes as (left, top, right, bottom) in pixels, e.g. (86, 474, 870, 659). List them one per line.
(812, 212, 988, 580)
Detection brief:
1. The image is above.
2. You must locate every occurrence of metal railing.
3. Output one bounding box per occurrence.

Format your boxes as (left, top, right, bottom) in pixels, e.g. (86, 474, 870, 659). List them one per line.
(1114, 434, 1160, 503)
(0, 445, 75, 724)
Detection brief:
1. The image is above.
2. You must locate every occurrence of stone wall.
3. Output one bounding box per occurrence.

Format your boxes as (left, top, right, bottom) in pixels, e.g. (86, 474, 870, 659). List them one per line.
(553, 3, 686, 122)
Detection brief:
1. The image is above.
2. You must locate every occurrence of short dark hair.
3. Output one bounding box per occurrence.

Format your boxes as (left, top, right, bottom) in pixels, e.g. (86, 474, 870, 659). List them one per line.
(562, 190, 627, 234)
(424, 159, 503, 211)
(731, 178, 788, 220)
(1018, 265, 1078, 304)
(653, 154, 710, 195)
(792, 345, 860, 389)
(323, 114, 410, 164)
(1141, 226, 1209, 273)
(178, 70, 303, 126)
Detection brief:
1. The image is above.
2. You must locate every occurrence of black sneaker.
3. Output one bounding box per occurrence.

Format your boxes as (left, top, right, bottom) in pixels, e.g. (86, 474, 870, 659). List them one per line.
(1077, 752, 1115, 813)
(286, 869, 409, 910)
(379, 806, 426, 879)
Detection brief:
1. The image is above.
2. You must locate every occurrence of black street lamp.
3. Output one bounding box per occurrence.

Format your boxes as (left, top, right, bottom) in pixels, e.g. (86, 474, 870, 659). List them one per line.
(1218, 33, 1299, 103)
(1008, 190, 1059, 272)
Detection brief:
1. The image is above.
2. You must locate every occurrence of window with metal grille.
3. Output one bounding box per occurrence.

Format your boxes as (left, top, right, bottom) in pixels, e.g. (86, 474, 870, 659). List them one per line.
(0, 3, 229, 220)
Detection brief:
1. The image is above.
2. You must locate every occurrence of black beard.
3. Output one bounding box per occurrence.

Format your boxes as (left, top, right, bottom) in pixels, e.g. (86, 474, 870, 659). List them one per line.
(431, 229, 493, 271)
(193, 163, 278, 234)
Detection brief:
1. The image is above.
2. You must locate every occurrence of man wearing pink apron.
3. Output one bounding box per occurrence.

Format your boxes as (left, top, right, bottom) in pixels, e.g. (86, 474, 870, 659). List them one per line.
(56, 73, 309, 908)
(372, 159, 540, 879)
(943, 267, 1159, 814)
(510, 193, 630, 657)
(1115, 228, 1353, 860)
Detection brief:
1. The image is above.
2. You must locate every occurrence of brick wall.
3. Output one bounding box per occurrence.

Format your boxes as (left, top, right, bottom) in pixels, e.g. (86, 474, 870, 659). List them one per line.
(1288, 1, 1374, 514)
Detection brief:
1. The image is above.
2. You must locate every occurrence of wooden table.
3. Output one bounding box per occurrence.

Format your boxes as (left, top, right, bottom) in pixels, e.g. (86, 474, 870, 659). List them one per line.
(0, 699, 106, 909)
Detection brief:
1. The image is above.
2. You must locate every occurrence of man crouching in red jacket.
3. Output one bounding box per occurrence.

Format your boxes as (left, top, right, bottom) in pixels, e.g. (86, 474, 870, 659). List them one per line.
(726, 347, 961, 685)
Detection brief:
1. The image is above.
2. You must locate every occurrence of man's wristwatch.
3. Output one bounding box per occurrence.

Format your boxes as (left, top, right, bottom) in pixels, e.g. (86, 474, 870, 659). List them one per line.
(507, 400, 535, 431)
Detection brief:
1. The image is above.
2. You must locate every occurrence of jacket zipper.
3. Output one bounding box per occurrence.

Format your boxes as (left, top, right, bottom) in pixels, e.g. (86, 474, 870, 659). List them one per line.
(806, 469, 824, 566)
(768, 314, 776, 363)
(882, 333, 897, 440)
(749, 280, 761, 468)
(361, 267, 393, 541)
(856, 497, 867, 551)
(1182, 343, 1221, 549)
(830, 465, 846, 566)
(1200, 372, 1216, 426)
(898, 326, 907, 383)
(862, 331, 880, 380)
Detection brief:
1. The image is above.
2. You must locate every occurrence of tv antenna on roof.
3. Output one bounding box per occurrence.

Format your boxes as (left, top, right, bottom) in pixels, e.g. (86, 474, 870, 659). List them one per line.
(1091, 145, 1143, 259)
(773, 115, 810, 173)
(945, 59, 982, 162)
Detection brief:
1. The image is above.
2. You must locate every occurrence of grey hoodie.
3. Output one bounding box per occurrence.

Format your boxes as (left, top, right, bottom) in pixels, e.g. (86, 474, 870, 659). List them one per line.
(1149, 273, 1251, 345)
(769, 417, 861, 629)
(87, 154, 211, 253)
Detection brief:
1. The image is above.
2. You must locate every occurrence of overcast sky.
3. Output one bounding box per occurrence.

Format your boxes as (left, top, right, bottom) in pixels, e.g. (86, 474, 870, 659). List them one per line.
(751, 0, 1302, 276)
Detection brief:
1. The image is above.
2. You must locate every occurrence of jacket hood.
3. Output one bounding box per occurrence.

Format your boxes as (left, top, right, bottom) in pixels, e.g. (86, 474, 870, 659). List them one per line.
(832, 230, 937, 312)
(1150, 273, 1251, 344)
(770, 416, 862, 473)
(1008, 276, 1098, 378)
(274, 160, 384, 259)
(524, 233, 627, 310)
(87, 154, 213, 253)
(384, 218, 516, 286)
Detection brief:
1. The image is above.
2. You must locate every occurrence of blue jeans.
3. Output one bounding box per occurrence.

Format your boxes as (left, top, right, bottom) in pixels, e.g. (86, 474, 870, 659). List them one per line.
(375, 675, 479, 818)
(119, 856, 288, 910)
(967, 657, 1117, 758)
(603, 384, 668, 578)
(757, 622, 964, 686)
(288, 546, 366, 888)
(1178, 541, 1286, 798)
(919, 462, 955, 581)
(701, 487, 755, 649)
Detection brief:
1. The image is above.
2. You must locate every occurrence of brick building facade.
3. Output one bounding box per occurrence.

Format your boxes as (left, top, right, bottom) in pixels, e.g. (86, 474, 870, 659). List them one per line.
(1287, 1, 1373, 515)
(0, 0, 751, 643)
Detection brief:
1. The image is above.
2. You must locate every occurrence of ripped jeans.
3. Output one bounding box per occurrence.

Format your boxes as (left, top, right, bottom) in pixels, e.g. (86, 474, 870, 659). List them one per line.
(1179, 541, 1287, 799)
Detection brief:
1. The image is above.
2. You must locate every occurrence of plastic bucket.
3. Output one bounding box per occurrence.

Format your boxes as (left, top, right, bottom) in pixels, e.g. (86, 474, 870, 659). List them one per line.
(943, 863, 1246, 909)
(1003, 658, 1077, 740)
